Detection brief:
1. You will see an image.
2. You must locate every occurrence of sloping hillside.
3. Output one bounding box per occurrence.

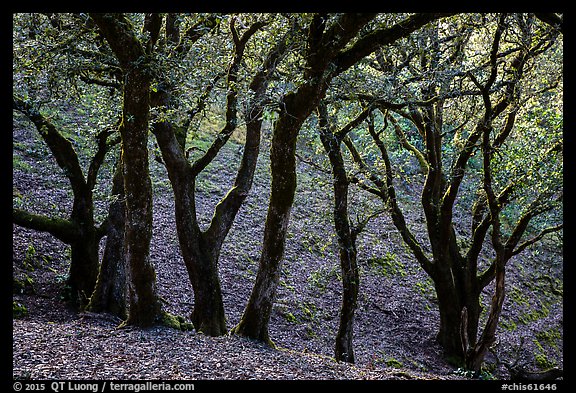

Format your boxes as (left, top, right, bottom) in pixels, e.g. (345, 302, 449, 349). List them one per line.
(12, 119, 563, 380)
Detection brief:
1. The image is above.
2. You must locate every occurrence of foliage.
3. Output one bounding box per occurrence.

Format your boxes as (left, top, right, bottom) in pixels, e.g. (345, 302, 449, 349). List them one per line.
(308, 265, 341, 293)
(13, 301, 29, 319)
(454, 366, 496, 380)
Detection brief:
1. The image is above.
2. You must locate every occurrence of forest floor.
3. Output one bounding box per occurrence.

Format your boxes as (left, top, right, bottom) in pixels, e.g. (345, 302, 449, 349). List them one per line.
(12, 119, 564, 382)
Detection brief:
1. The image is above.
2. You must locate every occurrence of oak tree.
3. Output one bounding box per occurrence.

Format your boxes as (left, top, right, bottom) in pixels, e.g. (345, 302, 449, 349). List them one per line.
(232, 12, 455, 346)
(90, 13, 163, 326)
(333, 13, 562, 367)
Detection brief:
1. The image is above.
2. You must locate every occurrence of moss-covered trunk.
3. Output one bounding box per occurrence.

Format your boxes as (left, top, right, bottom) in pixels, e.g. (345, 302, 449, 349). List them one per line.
(318, 102, 359, 363)
(187, 247, 227, 336)
(12, 96, 103, 308)
(176, 170, 227, 336)
(90, 13, 162, 327)
(465, 265, 505, 372)
(67, 235, 99, 305)
(232, 86, 324, 343)
(149, 17, 278, 335)
(121, 72, 160, 327)
(150, 104, 228, 335)
(431, 252, 482, 363)
(87, 158, 127, 318)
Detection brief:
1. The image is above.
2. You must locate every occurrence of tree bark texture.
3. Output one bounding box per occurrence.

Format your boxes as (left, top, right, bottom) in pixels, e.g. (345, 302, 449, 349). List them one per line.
(87, 157, 127, 318)
(120, 61, 160, 327)
(232, 87, 317, 343)
(232, 80, 330, 343)
(318, 102, 359, 363)
(91, 13, 162, 327)
(152, 92, 228, 335)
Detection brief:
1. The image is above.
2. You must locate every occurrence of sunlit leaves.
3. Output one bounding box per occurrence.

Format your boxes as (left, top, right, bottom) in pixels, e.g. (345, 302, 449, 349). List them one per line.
(14, 12, 562, 244)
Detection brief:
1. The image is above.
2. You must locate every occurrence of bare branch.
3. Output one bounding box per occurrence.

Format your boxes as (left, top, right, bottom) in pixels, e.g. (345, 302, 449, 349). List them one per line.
(191, 19, 267, 177)
(512, 224, 563, 256)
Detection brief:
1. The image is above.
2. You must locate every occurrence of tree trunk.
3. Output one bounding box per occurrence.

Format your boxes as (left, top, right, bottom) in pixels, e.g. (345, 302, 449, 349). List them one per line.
(463, 84, 512, 372)
(67, 234, 99, 305)
(13, 96, 103, 307)
(232, 87, 324, 343)
(187, 248, 227, 336)
(335, 259, 358, 363)
(466, 264, 505, 372)
(14, 192, 101, 306)
(433, 257, 482, 363)
(434, 274, 466, 361)
(318, 102, 359, 363)
(87, 158, 127, 318)
(230, 105, 301, 343)
(176, 172, 227, 336)
(148, 17, 275, 335)
(152, 92, 264, 336)
(90, 13, 163, 327)
(121, 72, 161, 327)
(150, 105, 229, 335)
(13, 202, 101, 307)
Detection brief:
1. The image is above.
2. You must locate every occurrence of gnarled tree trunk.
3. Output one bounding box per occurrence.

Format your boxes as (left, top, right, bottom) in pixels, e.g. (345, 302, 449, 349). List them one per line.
(90, 13, 162, 327)
(318, 101, 359, 363)
(12, 97, 111, 307)
(231, 84, 326, 344)
(151, 16, 288, 335)
(87, 157, 127, 319)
